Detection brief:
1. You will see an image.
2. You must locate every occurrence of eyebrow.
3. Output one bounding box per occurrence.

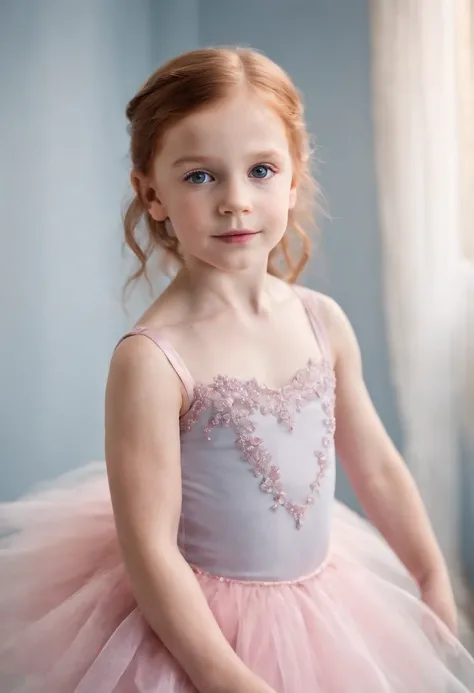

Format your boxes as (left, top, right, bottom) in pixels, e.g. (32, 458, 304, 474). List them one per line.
(171, 149, 286, 168)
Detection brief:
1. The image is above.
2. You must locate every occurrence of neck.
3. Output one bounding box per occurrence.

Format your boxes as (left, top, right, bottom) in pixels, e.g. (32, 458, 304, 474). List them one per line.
(173, 261, 283, 316)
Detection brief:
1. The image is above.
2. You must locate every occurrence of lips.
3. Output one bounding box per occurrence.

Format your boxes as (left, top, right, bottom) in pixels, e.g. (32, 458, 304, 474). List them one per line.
(213, 229, 261, 244)
(214, 229, 260, 237)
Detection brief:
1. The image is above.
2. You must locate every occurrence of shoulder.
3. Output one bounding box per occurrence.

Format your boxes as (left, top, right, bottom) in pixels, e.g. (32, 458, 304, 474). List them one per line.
(108, 331, 182, 412)
(294, 285, 360, 365)
(294, 284, 344, 322)
(111, 330, 173, 376)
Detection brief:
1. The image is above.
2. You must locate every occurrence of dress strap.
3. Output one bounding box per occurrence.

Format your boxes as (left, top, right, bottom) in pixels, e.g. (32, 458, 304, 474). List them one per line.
(291, 285, 332, 362)
(115, 327, 195, 411)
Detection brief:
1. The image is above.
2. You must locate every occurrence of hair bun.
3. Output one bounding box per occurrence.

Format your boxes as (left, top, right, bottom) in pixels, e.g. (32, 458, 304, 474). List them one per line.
(126, 96, 139, 123)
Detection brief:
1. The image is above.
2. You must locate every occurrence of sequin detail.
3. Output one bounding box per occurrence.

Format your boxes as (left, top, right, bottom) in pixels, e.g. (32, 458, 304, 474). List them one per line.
(180, 359, 336, 529)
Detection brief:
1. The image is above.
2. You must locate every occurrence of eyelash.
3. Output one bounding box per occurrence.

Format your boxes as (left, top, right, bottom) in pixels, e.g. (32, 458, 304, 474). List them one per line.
(183, 164, 278, 184)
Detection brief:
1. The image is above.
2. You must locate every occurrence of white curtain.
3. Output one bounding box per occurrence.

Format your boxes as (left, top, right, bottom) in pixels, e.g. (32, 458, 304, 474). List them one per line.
(458, 1, 474, 438)
(369, 0, 474, 584)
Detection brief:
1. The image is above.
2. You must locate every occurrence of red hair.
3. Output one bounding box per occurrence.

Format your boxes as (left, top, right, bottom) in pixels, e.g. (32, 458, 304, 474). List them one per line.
(123, 46, 320, 293)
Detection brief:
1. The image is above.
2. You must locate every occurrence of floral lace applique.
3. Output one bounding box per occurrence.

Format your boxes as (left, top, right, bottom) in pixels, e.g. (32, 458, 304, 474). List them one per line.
(180, 359, 336, 529)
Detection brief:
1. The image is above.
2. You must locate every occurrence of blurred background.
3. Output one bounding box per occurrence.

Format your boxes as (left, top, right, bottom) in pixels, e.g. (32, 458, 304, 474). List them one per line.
(1, 0, 473, 646)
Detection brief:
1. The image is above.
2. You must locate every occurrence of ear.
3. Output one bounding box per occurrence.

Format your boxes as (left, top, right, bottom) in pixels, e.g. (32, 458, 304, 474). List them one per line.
(130, 171, 167, 222)
(289, 183, 297, 211)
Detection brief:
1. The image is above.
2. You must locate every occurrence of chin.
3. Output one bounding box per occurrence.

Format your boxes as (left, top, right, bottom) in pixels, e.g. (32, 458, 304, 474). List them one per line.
(205, 251, 268, 273)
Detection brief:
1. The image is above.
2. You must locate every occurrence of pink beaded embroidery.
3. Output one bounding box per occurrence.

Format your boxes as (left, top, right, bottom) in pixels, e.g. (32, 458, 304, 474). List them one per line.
(180, 359, 336, 529)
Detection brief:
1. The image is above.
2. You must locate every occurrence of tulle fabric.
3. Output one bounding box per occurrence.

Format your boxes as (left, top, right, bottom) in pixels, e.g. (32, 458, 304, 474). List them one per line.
(1, 462, 473, 692)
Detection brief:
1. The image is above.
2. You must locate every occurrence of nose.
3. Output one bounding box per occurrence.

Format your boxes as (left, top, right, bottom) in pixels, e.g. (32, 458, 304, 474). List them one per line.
(217, 178, 252, 216)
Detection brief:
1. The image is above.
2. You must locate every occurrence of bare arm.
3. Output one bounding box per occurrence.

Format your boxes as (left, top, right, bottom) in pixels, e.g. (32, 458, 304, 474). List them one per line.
(105, 338, 274, 693)
(318, 295, 449, 586)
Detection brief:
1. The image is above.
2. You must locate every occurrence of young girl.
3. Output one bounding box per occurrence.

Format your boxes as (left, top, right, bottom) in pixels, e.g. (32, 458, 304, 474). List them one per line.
(1, 46, 473, 693)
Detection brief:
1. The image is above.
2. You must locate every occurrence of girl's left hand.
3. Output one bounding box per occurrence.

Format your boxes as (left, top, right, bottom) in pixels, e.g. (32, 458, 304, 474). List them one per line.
(419, 570, 458, 636)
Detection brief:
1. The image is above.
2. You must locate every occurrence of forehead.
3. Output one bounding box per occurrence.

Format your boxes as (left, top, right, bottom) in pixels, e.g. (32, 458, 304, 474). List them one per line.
(159, 92, 290, 160)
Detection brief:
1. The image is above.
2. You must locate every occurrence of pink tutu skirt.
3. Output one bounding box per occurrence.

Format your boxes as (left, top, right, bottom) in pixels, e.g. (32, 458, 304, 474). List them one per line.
(1, 462, 473, 692)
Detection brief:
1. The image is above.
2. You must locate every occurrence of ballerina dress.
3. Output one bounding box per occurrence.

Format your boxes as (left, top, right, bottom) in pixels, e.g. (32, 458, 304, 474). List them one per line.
(1, 286, 474, 692)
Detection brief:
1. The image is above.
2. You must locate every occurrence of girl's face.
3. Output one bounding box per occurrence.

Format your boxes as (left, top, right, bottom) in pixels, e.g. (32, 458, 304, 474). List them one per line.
(143, 90, 297, 274)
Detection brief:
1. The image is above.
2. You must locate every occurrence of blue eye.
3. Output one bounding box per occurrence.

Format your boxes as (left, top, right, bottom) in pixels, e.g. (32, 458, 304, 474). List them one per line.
(250, 165, 273, 179)
(184, 170, 212, 185)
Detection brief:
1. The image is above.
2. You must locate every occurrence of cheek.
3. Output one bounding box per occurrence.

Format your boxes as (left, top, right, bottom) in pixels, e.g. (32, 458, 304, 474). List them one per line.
(270, 174, 294, 206)
(168, 189, 205, 224)
(268, 205, 291, 234)
(167, 190, 212, 246)
(265, 184, 293, 220)
(177, 188, 211, 215)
